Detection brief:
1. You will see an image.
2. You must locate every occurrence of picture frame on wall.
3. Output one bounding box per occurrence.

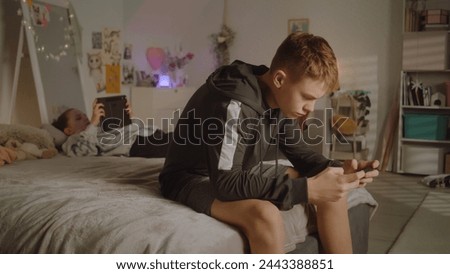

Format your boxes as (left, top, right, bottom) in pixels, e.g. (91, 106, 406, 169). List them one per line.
(288, 18, 309, 34)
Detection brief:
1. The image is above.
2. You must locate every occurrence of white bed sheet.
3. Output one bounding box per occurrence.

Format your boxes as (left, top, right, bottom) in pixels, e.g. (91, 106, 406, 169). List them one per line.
(0, 155, 376, 253)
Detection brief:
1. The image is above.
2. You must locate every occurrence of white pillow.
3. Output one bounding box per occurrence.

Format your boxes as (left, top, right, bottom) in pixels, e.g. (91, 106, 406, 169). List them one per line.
(41, 124, 68, 147)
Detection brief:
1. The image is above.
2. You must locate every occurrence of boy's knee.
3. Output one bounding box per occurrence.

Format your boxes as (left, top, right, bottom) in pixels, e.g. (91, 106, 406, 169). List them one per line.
(246, 200, 282, 227)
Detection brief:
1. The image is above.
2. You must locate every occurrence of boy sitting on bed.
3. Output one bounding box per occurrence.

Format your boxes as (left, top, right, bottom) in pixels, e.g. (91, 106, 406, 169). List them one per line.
(159, 32, 379, 254)
(52, 99, 170, 158)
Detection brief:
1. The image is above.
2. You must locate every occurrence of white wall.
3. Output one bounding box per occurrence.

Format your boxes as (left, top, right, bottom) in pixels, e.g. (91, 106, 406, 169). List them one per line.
(123, 0, 222, 93)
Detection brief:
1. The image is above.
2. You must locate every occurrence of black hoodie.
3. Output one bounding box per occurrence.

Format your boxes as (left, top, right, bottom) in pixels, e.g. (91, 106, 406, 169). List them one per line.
(159, 60, 341, 210)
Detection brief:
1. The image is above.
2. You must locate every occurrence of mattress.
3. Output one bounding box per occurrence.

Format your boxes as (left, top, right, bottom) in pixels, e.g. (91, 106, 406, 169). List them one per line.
(0, 155, 377, 253)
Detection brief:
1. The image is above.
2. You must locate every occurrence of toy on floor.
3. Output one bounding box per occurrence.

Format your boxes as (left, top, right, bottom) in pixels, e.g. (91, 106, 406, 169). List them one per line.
(421, 174, 450, 188)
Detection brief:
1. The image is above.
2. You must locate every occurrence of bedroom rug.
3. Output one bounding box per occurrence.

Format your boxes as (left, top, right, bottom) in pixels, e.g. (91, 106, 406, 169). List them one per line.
(388, 190, 450, 253)
(366, 172, 430, 253)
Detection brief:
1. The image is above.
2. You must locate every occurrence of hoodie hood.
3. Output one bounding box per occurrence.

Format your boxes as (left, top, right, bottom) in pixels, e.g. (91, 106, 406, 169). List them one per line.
(207, 60, 269, 115)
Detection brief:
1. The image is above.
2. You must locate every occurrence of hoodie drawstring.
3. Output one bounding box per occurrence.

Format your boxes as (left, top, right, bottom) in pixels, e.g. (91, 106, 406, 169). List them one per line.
(275, 120, 279, 180)
(259, 112, 280, 180)
(259, 116, 263, 177)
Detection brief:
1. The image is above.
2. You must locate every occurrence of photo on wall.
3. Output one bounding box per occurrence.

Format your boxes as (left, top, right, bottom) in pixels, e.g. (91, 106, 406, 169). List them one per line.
(106, 64, 121, 93)
(123, 43, 132, 60)
(122, 62, 134, 85)
(288, 18, 309, 34)
(102, 28, 121, 65)
(92, 31, 102, 49)
(31, 3, 50, 27)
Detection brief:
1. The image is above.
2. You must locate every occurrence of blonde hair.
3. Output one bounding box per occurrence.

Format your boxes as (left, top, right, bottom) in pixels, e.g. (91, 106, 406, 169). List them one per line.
(270, 32, 339, 93)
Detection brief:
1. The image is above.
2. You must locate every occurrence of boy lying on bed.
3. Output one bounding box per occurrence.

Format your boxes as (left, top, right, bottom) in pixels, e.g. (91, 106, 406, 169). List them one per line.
(159, 32, 379, 254)
(52, 99, 170, 158)
(0, 146, 17, 166)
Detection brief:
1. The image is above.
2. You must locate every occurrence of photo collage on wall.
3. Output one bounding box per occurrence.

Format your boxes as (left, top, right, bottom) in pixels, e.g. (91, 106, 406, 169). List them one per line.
(88, 28, 134, 93)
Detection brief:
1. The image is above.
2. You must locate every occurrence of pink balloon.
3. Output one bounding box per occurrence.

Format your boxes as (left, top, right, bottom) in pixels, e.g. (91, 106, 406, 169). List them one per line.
(146, 47, 165, 70)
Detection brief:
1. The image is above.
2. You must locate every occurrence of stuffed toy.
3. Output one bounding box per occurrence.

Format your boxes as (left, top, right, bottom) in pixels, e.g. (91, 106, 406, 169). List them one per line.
(4, 138, 57, 160)
(0, 146, 17, 166)
(0, 124, 58, 161)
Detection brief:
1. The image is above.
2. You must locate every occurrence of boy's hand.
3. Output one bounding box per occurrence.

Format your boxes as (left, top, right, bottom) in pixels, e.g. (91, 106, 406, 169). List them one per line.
(91, 99, 105, 127)
(307, 167, 365, 204)
(343, 159, 380, 186)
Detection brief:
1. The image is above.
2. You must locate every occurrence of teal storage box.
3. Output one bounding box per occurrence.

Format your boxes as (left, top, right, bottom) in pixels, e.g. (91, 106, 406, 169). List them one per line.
(403, 114, 448, 140)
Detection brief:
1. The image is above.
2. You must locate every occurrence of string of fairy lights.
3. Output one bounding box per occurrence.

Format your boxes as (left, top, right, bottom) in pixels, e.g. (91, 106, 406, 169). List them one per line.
(16, 0, 76, 62)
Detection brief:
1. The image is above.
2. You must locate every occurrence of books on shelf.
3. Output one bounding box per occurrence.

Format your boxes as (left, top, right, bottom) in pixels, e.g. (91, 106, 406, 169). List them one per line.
(403, 75, 437, 107)
(405, 8, 420, 32)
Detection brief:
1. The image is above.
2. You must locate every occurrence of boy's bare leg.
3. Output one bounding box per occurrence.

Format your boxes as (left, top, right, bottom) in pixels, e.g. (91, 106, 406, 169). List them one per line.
(211, 199, 285, 254)
(316, 198, 352, 253)
(285, 167, 353, 254)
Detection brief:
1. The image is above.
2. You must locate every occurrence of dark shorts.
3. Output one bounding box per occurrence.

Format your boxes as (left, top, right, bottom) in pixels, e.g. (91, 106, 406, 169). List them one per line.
(168, 164, 290, 216)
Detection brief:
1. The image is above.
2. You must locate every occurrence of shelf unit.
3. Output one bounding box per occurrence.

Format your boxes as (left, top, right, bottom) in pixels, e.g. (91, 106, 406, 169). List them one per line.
(394, 0, 450, 174)
(395, 70, 450, 174)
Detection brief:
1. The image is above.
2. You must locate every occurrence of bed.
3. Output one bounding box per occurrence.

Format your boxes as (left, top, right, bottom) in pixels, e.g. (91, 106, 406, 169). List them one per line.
(0, 155, 377, 254)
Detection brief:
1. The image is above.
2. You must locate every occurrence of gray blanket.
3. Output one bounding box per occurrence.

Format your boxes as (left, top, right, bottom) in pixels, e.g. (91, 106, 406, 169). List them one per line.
(0, 156, 377, 253)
